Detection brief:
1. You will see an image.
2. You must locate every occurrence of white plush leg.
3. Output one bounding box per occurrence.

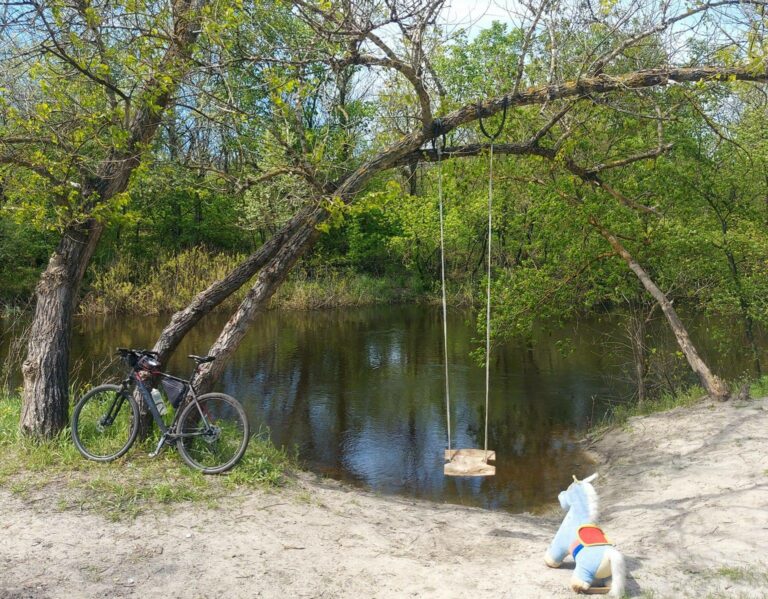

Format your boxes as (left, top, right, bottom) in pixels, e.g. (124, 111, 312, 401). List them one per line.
(570, 576, 591, 593)
(544, 551, 562, 568)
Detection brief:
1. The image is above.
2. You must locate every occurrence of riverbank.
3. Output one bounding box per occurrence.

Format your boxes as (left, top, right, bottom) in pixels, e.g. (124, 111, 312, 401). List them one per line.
(76, 249, 451, 315)
(2, 395, 767, 598)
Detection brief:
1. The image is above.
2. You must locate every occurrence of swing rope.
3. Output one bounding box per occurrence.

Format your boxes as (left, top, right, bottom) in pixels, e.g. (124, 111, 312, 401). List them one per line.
(477, 99, 507, 460)
(432, 126, 451, 453)
(434, 101, 507, 468)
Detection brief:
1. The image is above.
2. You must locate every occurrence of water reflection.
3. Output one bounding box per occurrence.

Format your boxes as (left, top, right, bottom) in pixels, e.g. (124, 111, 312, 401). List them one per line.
(1, 305, 764, 512)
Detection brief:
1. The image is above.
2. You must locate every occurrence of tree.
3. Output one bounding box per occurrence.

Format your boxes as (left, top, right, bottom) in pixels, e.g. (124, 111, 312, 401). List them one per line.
(1, 0, 212, 436)
(5, 0, 767, 436)
(150, 0, 767, 404)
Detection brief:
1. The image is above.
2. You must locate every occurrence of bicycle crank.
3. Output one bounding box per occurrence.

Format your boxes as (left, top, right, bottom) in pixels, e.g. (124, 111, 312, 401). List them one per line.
(148, 434, 169, 458)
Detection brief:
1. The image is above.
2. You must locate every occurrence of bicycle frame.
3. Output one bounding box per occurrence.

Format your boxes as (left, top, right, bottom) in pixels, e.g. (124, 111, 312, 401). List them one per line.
(121, 370, 213, 456)
(127, 374, 175, 433)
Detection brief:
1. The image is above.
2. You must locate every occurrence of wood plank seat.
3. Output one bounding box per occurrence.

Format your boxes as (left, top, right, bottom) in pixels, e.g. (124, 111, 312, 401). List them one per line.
(444, 449, 496, 477)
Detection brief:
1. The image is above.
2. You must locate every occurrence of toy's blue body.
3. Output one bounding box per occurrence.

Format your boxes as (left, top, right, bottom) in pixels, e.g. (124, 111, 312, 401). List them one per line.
(544, 474, 625, 596)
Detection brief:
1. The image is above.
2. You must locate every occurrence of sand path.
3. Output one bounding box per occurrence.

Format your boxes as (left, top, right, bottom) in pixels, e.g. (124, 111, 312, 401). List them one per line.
(2, 396, 767, 599)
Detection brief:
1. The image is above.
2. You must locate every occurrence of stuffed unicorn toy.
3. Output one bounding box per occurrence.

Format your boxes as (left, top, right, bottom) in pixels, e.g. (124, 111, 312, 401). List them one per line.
(544, 473, 625, 597)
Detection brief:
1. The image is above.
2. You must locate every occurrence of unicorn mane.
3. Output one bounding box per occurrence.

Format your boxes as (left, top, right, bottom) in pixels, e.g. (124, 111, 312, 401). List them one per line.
(583, 481, 599, 522)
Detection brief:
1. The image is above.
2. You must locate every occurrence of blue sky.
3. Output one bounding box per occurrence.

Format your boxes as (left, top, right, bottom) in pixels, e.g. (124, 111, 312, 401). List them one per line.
(441, 0, 516, 37)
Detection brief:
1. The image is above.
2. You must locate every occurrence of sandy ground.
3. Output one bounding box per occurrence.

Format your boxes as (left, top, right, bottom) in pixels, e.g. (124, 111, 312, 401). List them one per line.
(2, 396, 767, 599)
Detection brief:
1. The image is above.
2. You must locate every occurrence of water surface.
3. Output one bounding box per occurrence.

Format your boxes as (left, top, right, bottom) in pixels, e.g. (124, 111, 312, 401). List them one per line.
(1, 305, 763, 511)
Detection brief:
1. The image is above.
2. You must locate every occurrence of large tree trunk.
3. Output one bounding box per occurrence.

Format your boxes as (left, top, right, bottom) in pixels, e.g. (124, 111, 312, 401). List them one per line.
(21, 219, 103, 436)
(590, 217, 730, 401)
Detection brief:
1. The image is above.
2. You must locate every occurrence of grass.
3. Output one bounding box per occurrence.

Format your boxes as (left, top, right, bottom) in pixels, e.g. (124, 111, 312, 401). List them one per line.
(592, 384, 708, 433)
(749, 375, 768, 399)
(589, 375, 768, 440)
(79, 248, 439, 313)
(694, 566, 768, 598)
(714, 565, 768, 585)
(271, 268, 425, 309)
(81, 247, 249, 315)
(0, 394, 294, 520)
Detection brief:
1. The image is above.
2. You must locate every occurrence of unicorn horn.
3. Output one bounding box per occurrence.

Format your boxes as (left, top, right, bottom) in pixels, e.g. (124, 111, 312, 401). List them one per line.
(584, 473, 599, 483)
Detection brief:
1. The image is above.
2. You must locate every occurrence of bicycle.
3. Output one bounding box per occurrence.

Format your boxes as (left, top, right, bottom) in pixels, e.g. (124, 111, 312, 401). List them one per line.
(71, 348, 250, 474)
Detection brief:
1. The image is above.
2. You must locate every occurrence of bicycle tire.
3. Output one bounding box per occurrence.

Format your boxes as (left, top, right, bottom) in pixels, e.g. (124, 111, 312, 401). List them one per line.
(176, 392, 249, 474)
(71, 384, 139, 462)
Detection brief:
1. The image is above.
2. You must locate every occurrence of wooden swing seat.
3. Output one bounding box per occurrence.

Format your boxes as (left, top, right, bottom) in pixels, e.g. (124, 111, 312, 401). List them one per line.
(444, 449, 496, 476)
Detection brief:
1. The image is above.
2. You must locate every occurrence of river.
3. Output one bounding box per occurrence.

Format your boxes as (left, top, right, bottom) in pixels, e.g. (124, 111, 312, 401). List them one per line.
(1, 305, 763, 511)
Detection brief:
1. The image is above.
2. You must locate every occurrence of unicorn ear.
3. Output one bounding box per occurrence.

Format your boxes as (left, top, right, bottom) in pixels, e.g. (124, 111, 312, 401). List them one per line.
(583, 472, 599, 483)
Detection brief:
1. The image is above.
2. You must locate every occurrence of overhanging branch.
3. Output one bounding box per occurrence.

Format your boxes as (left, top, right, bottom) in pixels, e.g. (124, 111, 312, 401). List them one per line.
(335, 65, 767, 198)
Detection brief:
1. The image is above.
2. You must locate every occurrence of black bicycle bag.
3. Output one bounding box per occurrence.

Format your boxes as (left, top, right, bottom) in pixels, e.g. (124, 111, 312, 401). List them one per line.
(161, 377, 188, 408)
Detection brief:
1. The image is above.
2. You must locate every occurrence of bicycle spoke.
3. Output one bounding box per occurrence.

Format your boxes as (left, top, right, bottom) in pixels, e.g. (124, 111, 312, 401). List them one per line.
(72, 385, 138, 461)
(177, 394, 248, 473)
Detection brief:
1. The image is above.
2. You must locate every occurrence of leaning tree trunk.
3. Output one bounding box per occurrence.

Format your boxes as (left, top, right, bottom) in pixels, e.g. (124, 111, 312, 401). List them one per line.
(191, 210, 324, 394)
(137, 206, 313, 438)
(21, 218, 104, 436)
(590, 217, 730, 401)
(152, 205, 311, 363)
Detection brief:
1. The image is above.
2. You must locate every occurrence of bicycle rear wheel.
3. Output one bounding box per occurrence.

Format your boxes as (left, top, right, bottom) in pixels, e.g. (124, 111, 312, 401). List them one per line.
(71, 384, 139, 461)
(176, 393, 249, 474)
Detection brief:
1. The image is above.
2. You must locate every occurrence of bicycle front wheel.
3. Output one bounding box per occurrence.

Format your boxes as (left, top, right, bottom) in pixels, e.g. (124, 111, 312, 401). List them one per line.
(177, 393, 249, 474)
(71, 384, 139, 461)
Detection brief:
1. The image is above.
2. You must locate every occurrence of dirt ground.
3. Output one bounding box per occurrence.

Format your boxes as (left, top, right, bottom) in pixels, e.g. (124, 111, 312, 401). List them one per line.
(2, 396, 767, 599)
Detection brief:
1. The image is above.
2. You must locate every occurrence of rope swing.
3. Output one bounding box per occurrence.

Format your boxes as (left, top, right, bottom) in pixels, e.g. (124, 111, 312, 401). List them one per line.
(441, 100, 507, 477)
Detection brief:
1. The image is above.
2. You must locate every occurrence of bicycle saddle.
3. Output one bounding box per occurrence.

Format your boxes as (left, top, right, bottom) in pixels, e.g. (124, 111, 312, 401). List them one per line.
(188, 354, 215, 364)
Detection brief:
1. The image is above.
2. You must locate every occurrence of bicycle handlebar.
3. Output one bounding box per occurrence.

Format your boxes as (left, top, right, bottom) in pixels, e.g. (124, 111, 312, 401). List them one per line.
(116, 348, 158, 357)
(116, 348, 160, 370)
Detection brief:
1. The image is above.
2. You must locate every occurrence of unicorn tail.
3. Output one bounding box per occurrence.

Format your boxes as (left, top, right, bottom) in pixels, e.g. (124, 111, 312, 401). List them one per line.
(607, 547, 626, 598)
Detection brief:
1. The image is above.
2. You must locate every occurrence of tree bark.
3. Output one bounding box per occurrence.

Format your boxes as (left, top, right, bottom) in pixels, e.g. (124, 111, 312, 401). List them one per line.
(21, 218, 103, 436)
(590, 217, 730, 401)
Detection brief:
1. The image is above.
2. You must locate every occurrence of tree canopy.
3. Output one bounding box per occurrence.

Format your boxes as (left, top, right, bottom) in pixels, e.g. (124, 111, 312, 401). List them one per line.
(1, 0, 766, 436)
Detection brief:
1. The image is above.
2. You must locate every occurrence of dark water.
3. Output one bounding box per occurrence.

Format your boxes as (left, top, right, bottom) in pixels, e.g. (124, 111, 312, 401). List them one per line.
(1, 305, 764, 512)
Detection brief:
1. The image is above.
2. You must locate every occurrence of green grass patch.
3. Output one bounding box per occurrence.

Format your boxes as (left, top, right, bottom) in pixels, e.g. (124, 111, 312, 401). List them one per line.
(695, 566, 768, 598)
(80, 249, 435, 314)
(81, 248, 249, 315)
(0, 394, 294, 520)
(713, 566, 768, 586)
(591, 375, 768, 438)
(593, 385, 707, 433)
(749, 375, 768, 399)
(271, 268, 425, 309)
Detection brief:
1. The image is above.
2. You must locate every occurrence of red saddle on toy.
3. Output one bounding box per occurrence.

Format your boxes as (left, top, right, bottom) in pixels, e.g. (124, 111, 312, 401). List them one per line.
(570, 525, 611, 558)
